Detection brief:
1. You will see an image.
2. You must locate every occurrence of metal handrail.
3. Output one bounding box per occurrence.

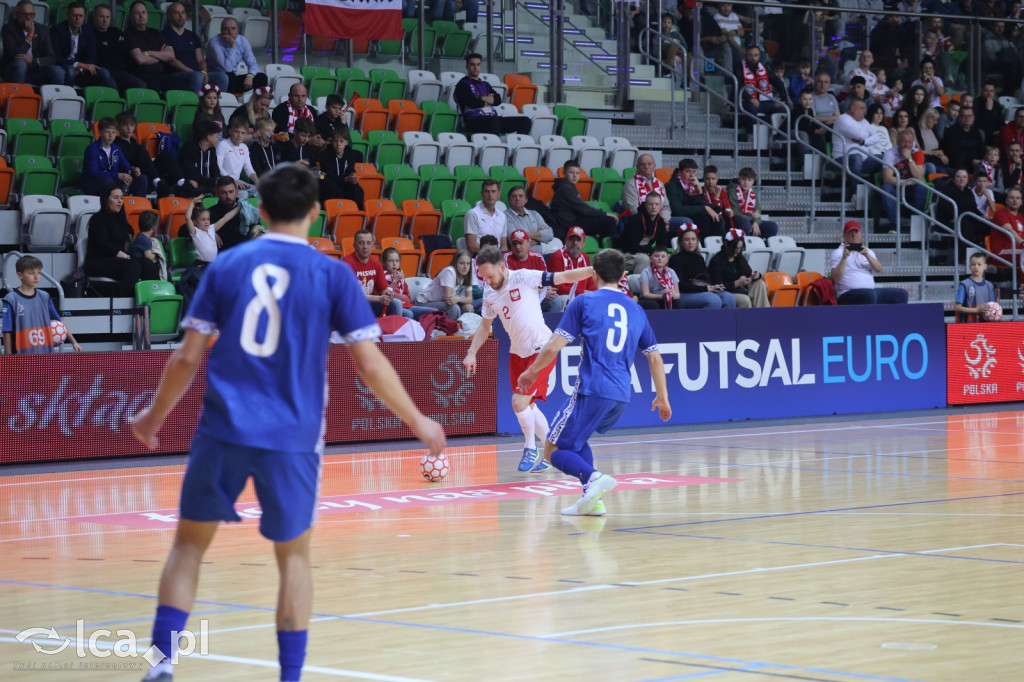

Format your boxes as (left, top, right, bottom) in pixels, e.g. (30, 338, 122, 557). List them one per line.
(955, 211, 1020, 317)
(637, 27, 688, 139)
(897, 176, 958, 302)
(690, 54, 738, 162)
(743, 81, 792, 198)
(1, 251, 66, 313)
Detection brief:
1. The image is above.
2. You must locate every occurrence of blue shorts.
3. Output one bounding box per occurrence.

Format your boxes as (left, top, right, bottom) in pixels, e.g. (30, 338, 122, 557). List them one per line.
(548, 392, 627, 453)
(179, 435, 322, 542)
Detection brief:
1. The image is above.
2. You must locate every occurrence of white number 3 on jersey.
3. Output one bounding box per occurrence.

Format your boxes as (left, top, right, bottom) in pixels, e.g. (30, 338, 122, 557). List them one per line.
(606, 302, 627, 352)
(241, 264, 291, 357)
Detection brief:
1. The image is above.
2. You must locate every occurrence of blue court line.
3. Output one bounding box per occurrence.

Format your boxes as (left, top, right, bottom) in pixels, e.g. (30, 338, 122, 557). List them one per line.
(614, 491, 1024, 533)
(53, 607, 247, 633)
(1, 579, 929, 682)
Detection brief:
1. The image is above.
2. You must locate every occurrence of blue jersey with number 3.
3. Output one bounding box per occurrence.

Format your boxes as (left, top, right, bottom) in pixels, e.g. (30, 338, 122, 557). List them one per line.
(554, 288, 659, 403)
(184, 233, 381, 452)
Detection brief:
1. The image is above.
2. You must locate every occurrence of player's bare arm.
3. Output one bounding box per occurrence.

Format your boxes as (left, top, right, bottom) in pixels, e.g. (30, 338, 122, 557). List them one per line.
(552, 266, 595, 287)
(646, 350, 672, 422)
(131, 328, 212, 449)
(349, 339, 446, 455)
(518, 333, 570, 393)
(462, 315, 494, 377)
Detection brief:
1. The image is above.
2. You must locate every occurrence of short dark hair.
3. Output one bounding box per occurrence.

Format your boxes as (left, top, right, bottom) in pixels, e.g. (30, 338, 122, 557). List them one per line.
(651, 245, 669, 256)
(138, 210, 158, 233)
(481, 178, 499, 191)
(920, 56, 934, 68)
(228, 116, 249, 131)
(293, 118, 315, 135)
(193, 119, 220, 140)
(16, 255, 43, 273)
(466, 52, 483, 64)
(508, 185, 527, 197)
(66, 1, 86, 14)
(216, 175, 236, 189)
(703, 165, 719, 176)
(479, 234, 499, 248)
(114, 111, 136, 127)
(738, 167, 757, 181)
(678, 158, 698, 171)
(849, 75, 866, 87)
(563, 160, 581, 173)
(331, 127, 351, 143)
(260, 164, 319, 223)
(592, 249, 625, 285)
(97, 116, 117, 132)
(325, 94, 344, 108)
(476, 244, 503, 267)
(969, 251, 988, 263)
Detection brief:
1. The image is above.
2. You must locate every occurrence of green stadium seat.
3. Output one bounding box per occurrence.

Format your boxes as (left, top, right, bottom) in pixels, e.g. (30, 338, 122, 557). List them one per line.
(419, 164, 457, 206)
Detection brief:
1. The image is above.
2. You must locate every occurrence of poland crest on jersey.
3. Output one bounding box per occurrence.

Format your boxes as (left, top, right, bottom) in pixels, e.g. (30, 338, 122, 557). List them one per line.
(510, 289, 521, 301)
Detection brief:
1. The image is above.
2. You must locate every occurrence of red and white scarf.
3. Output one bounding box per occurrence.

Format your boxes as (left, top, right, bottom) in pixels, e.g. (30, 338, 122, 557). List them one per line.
(634, 173, 664, 205)
(734, 185, 757, 216)
(741, 61, 771, 100)
(651, 266, 674, 309)
(888, 92, 903, 110)
(385, 271, 409, 298)
(704, 186, 732, 215)
(678, 175, 700, 196)
(286, 103, 314, 132)
(980, 161, 996, 183)
(559, 247, 588, 271)
(617, 274, 630, 296)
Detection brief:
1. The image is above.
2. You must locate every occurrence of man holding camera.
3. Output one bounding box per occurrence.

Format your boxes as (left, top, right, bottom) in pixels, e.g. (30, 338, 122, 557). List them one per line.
(829, 221, 909, 305)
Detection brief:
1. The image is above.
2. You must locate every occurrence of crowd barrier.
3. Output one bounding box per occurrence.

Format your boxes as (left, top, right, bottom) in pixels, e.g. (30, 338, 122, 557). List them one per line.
(947, 321, 1024, 405)
(0, 340, 497, 465)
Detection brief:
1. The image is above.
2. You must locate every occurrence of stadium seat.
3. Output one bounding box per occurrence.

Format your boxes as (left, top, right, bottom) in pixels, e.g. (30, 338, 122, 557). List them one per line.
(401, 199, 442, 242)
(168, 236, 197, 269)
(522, 103, 558, 139)
(365, 199, 405, 242)
(308, 236, 341, 258)
(553, 104, 588, 139)
(0, 82, 41, 119)
(379, 235, 423, 274)
(84, 86, 125, 121)
(13, 156, 59, 198)
(570, 135, 604, 172)
(125, 88, 167, 124)
(387, 99, 425, 139)
(367, 130, 406, 167)
(382, 164, 421, 205)
(353, 162, 385, 200)
(123, 196, 154, 234)
(437, 132, 475, 173)
(421, 100, 458, 137)
(348, 129, 369, 159)
(21, 194, 71, 252)
(7, 118, 49, 156)
(57, 157, 84, 195)
(40, 84, 85, 121)
(336, 67, 372, 103)
(432, 20, 471, 58)
(795, 270, 824, 305)
(470, 133, 509, 170)
(426, 248, 457, 278)
(402, 131, 441, 172)
(352, 98, 390, 133)
(504, 74, 538, 112)
(242, 16, 271, 49)
(323, 198, 367, 241)
(440, 199, 471, 241)
(419, 164, 457, 206)
(763, 272, 801, 307)
(523, 166, 555, 203)
(135, 280, 183, 345)
(766, 235, 806, 277)
(455, 166, 489, 204)
(300, 64, 334, 86)
(308, 74, 340, 103)
(369, 68, 407, 105)
(136, 123, 173, 158)
(538, 134, 573, 171)
(603, 136, 640, 174)
(505, 133, 542, 175)
(409, 25, 439, 63)
(68, 194, 99, 240)
(590, 167, 626, 207)
(405, 275, 431, 299)
(407, 70, 443, 107)
(489, 165, 527, 203)
(158, 196, 190, 239)
(265, 63, 301, 95)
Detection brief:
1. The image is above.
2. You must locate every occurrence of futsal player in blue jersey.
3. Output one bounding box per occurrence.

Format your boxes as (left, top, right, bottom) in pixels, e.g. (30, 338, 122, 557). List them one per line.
(518, 249, 671, 516)
(131, 164, 446, 682)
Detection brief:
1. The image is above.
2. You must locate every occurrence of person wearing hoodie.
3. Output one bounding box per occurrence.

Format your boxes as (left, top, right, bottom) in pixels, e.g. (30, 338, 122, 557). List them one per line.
(548, 160, 618, 241)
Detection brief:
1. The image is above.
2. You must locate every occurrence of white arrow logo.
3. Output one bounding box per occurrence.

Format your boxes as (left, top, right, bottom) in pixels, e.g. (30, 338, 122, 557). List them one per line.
(15, 627, 70, 654)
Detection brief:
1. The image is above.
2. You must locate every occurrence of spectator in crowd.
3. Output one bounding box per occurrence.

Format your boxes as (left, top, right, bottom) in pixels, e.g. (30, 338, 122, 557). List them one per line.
(343, 229, 405, 317)
(889, 108, 913, 147)
(840, 76, 875, 113)
(248, 116, 281, 183)
(865, 103, 893, 158)
(114, 112, 166, 197)
(194, 83, 225, 139)
(923, 16, 955, 80)
(122, 1, 202, 93)
(882, 73, 904, 114)
(901, 84, 930, 124)
(936, 168, 987, 254)
(989, 187, 1024, 281)
(1, 0, 64, 85)
(943, 106, 987, 172)
(92, 3, 145, 91)
(231, 86, 274, 136)
(505, 186, 561, 257)
(1003, 141, 1023, 189)
(51, 1, 115, 88)
(697, 1, 731, 73)
(954, 252, 998, 322)
(83, 117, 148, 197)
(789, 58, 813, 102)
(205, 16, 268, 94)
(430, 0, 480, 24)
(666, 158, 720, 239)
(674, 0, 697, 53)
(703, 165, 743, 235)
(546, 225, 596, 309)
(638, 246, 681, 310)
(318, 127, 364, 209)
(881, 129, 927, 229)
(414, 249, 475, 320)
(217, 117, 257, 199)
(617, 192, 670, 274)
(829, 221, 909, 305)
(974, 83, 1005, 144)
(971, 172, 997, 218)
(977, 146, 1005, 202)
(549, 160, 618, 241)
(794, 87, 829, 159)
(715, 2, 746, 68)
(161, 2, 209, 89)
(911, 58, 946, 109)
(668, 225, 736, 309)
(131, 210, 162, 280)
(982, 21, 1021, 97)
(178, 119, 222, 197)
(183, 194, 232, 265)
(659, 12, 686, 72)
(381, 247, 428, 320)
(768, 62, 791, 109)
(621, 154, 672, 223)
(465, 179, 508, 254)
(208, 175, 255, 250)
(274, 117, 317, 168)
(708, 227, 769, 308)
(936, 99, 960, 141)
(84, 186, 149, 295)
(729, 167, 779, 238)
(833, 98, 883, 201)
(869, 14, 911, 70)
(272, 83, 320, 141)
(735, 45, 786, 136)
(454, 52, 530, 135)
(916, 108, 952, 178)
(843, 50, 877, 94)
(997, 108, 1024, 156)
(503, 229, 560, 311)
(315, 94, 349, 143)
(811, 71, 840, 127)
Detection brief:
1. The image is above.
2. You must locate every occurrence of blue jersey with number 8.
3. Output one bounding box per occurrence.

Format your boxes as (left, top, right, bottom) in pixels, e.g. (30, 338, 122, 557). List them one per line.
(184, 233, 380, 452)
(554, 288, 659, 403)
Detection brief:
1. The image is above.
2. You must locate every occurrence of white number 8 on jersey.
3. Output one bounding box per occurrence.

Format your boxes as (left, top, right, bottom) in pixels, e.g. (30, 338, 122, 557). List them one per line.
(241, 264, 291, 357)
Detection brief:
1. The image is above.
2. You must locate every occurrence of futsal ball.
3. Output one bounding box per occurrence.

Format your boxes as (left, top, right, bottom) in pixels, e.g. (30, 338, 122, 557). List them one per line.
(420, 453, 450, 482)
(981, 301, 1003, 321)
(51, 319, 68, 345)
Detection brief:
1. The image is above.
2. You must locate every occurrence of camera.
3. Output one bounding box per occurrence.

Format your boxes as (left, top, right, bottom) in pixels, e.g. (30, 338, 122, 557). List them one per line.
(848, 243, 863, 251)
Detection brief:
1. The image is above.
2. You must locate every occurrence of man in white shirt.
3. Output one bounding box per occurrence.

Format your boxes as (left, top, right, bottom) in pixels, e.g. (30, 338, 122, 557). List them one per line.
(832, 97, 882, 199)
(843, 50, 877, 94)
(464, 179, 508, 254)
(829, 221, 909, 305)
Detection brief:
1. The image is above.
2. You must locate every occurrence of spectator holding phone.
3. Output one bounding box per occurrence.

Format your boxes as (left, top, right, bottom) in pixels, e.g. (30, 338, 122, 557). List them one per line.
(829, 220, 909, 305)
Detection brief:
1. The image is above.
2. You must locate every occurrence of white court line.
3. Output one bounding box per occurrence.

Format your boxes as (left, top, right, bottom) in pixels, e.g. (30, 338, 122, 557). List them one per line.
(0, 636, 434, 681)
(543, 616, 1024, 639)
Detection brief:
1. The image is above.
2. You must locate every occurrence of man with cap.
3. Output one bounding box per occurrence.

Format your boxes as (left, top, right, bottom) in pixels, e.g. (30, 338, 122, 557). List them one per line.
(546, 225, 597, 311)
(505, 185, 562, 257)
(504, 229, 562, 312)
(205, 15, 267, 94)
(829, 221, 910, 305)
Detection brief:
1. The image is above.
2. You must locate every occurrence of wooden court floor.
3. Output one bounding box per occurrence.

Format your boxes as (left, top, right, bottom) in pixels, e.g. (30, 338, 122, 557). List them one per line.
(2, 410, 1023, 681)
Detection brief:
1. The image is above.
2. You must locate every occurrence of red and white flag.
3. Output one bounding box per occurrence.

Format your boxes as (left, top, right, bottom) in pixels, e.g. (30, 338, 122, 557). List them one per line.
(305, 0, 403, 40)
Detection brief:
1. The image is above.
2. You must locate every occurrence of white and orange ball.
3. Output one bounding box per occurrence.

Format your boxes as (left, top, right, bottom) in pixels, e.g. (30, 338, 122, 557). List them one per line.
(51, 319, 68, 345)
(981, 301, 1003, 321)
(420, 453, 450, 482)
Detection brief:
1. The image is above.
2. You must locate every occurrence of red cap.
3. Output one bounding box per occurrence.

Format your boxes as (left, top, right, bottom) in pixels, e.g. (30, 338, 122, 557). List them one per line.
(844, 220, 862, 233)
(510, 229, 528, 243)
(566, 226, 586, 240)
(683, 0, 697, 8)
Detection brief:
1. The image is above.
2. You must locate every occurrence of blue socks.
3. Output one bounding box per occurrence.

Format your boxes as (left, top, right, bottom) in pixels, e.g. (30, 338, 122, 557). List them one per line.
(278, 629, 308, 681)
(551, 447, 596, 486)
(151, 604, 189, 663)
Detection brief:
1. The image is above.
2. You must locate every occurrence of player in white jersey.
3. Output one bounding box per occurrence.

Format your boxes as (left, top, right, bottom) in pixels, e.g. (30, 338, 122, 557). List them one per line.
(463, 245, 596, 472)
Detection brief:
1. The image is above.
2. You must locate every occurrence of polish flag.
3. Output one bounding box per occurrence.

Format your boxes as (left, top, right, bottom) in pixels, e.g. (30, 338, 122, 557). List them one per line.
(305, 0, 403, 40)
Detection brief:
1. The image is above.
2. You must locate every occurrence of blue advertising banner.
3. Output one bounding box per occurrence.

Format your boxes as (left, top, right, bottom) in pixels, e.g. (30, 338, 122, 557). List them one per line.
(494, 304, 947, 433)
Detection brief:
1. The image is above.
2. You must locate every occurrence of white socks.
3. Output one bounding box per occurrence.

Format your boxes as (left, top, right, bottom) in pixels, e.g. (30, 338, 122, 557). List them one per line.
(531, 403, 549, 443)
(515, 407, 536, 449)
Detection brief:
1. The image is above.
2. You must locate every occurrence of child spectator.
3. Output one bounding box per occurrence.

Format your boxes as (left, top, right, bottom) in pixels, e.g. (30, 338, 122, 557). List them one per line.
(728, 167, 779, 238)
(114, 112, 166, 197)
(131, 210, 164, 280)
(769, 62, 791, 108)
(177, 119, 222, 197)
(193, 83, 225, 139)
(841, 76, 875, 113)
(976, 146, 1006, 202)
(794, 88, 828, 159)
(217, 116, 258, 198)
(316, 94, 349, 142)
(83, 117, 147, 197)
(184, 194, 238, 264)
(248, 116, 281, 184)
(381, 246, 428, 320)
(2, 255, 81, 354)
(414, 249, 475, 320)
(702, 165, 745, 234)
(789, 58, 813, 103)
(973, 173, 997, 218)
(954, 252, 999, 322)
(318, 127, 365, 209)
(638, 246, 681, 310)
(275, 117, 316, 169)
(885, 76, 904, 114)
(659, 12, 686, 71)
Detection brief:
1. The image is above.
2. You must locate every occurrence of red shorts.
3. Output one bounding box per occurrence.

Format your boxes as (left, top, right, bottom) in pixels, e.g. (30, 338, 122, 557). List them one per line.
(510, 353, 555, 403)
